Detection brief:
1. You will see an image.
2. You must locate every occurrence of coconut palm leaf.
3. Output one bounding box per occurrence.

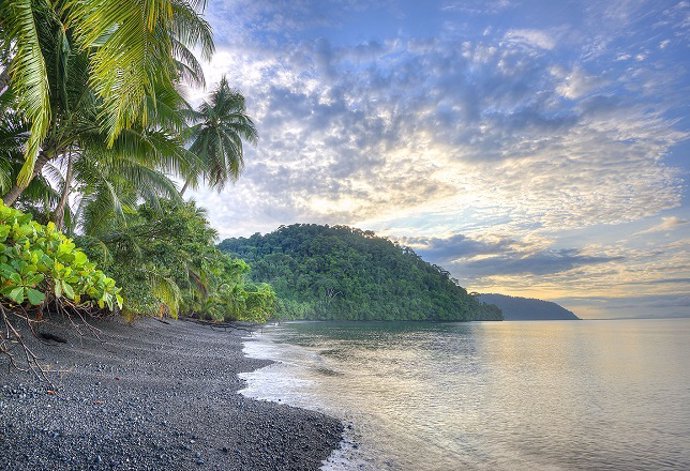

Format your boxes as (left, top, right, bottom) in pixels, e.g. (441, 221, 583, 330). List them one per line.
(0, 0, 52, 186)
(66, 0, 213, 145)
(183, 76, 258, 194)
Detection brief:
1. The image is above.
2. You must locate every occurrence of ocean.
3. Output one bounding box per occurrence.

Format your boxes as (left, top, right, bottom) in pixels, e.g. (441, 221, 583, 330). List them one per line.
(239, 319, 690, 471)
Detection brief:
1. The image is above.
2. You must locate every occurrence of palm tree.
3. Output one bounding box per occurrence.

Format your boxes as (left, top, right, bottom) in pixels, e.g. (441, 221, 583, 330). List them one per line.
(0, 38, 197, 229)
(0, 0, 213, 205)
(46, 90, 198, 231)
(180, 77, 258, 195)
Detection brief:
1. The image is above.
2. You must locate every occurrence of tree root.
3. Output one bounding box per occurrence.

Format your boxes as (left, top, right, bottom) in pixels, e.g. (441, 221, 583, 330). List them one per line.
(0, 304, 53, 385)
(0, 299, 113, 385)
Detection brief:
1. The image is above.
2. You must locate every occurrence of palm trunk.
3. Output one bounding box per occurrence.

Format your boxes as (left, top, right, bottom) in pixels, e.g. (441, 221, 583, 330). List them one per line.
(0, 67, 9, 91)
(180, 177, 191, 196)
(53, 152, 74, 230)
(2, 152, 50, 206)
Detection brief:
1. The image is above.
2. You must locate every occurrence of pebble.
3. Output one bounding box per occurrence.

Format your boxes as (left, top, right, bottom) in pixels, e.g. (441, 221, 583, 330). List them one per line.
(0, 317, 344, 470)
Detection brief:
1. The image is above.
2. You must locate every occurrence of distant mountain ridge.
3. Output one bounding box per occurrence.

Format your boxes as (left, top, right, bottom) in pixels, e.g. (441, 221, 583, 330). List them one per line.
(477, 293, 579, 320)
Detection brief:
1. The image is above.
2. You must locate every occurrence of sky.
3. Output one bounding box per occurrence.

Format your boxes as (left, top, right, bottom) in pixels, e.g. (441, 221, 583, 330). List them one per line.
(187, 0, 690, 319)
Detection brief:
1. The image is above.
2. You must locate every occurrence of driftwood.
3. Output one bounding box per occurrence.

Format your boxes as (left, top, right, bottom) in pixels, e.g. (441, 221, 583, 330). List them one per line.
(1, 298, 111, 384)
(38, 332, 68, 344)
(180, 317, 256, 333)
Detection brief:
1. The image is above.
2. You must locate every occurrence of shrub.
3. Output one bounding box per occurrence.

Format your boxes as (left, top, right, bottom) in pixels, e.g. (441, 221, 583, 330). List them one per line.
(0, 201, 122, 312)
(0, 201, 123, 376)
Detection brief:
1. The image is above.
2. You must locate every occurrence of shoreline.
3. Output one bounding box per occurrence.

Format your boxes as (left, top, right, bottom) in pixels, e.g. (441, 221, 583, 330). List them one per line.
(239, 327, 371, 471)
(0, 316, 343, 470)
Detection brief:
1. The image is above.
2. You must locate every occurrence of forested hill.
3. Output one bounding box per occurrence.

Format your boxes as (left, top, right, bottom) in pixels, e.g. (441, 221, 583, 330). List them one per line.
(218, 224, 502, 321)
(477, 294, 579, 320)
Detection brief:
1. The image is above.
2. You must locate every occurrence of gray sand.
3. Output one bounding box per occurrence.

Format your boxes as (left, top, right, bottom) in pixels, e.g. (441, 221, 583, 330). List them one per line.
(0, 316, 343, 470)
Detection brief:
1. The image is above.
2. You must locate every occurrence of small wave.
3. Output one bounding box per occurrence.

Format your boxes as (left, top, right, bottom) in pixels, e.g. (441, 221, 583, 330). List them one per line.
(240, 329, 377, 471)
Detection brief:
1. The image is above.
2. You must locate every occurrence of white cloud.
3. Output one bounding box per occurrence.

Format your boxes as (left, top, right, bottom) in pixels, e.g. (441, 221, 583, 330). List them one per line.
(503, 29, 556, 50)
(636, 216, 690, 235)
(191, 32, 686, 242)
(552, 65, 602, 99)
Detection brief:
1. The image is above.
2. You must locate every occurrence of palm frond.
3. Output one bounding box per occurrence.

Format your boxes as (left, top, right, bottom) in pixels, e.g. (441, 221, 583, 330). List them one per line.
(149, 271, 181, 318)
(172, 38, 205, 87)
(170, 0, 214, 61)
(1, 0, 52, 186)
(0, 157, 14, 194)
(66, 0, 176, 144)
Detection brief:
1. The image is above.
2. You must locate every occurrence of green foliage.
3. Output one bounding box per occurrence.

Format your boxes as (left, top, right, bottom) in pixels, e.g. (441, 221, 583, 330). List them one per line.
(0, 0, 219, 220)
(0, 0, 214, 187)
(0, 201, 122, 311)
(240, 283, 277, 323)
(183, 76, 258, 193)
(219, 224, 503, 322)
(78, 200, 276, 323)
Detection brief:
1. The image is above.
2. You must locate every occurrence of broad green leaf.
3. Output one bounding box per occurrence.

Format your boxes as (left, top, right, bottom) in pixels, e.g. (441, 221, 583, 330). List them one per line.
(62, 281, 75, 300)
(26, 273, 45, 286)
(0, 263, 15, 278)
(26, 288, 45, 305)
(9, 287, 25, 304)
(73, 251, 87, 265)
(0, 225, 10, 242)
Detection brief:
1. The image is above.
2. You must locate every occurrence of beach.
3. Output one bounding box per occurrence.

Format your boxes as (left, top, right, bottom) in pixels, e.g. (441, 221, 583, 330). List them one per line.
(0, 317, 343, 470)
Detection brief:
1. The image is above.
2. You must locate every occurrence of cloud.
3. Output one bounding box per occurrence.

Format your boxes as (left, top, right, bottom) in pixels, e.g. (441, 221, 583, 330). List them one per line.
(503, 29, 556, 50)
(403, 233, 514, 262)
(643, 277, 690, 285)
(193, 27, 686, 241)
(551, 65, 603, 99)
(636, 216, 689, 235)
(441, 0, 513, 15)
(185, 1, 690, 318)
(404, 232, 622, 278)
(459, 249, 623, 276)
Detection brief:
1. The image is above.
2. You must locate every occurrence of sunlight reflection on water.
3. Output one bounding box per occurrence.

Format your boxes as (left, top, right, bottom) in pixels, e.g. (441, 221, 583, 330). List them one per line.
(239, 319, 690, 471)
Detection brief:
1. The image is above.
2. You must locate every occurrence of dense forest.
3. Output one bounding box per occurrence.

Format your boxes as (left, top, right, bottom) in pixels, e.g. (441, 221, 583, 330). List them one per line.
(219, 224, 503, 321)
(477, 294, 579, 320)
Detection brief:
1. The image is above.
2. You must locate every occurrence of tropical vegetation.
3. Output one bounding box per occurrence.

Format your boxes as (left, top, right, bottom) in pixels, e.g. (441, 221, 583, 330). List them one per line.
(219, 224, 503, 321)
(77, 200, 275, 323)
(0, 200, 121, 312)
(0, 1, 269, 372)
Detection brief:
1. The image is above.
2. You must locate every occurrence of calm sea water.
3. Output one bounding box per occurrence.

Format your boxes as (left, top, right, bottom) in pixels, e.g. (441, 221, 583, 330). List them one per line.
(239, 319, 690, 471)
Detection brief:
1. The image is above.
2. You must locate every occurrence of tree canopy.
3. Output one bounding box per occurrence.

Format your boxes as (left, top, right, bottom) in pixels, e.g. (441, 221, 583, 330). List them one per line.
(219, 224, 503, 322)
(78, 200, 276, 323)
